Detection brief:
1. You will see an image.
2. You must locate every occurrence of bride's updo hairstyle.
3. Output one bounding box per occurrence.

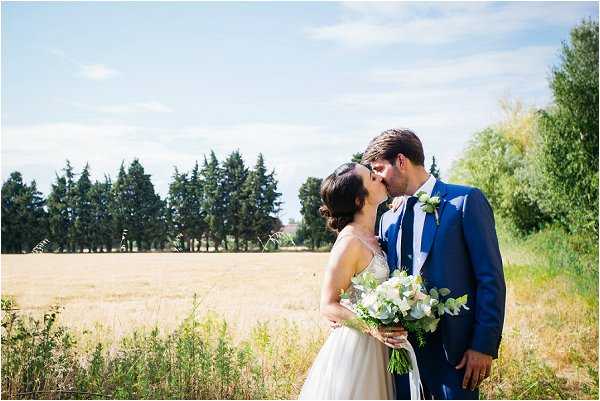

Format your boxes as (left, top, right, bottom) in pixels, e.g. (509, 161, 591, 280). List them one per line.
(319, 162, 369, 233)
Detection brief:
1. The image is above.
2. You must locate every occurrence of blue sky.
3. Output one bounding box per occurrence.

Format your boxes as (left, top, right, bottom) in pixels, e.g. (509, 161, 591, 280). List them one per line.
(2, 2, 598, 221)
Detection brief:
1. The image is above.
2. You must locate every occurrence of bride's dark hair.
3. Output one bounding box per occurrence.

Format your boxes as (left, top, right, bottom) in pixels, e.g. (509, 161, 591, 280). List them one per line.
(319, 162, 369, 233)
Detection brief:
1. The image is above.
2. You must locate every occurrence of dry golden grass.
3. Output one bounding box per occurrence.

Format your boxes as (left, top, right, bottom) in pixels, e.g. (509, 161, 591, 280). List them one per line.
(1, 252, 329, 344)
(2, 248, 597, 399)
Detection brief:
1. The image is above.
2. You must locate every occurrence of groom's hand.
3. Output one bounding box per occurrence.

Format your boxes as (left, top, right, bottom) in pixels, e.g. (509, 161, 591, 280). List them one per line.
(456, 349, 493, 390)
(391, 196, 404, 211)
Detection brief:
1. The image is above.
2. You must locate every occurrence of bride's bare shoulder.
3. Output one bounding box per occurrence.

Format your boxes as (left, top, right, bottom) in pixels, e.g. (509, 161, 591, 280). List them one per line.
(328, 230, 370, 272)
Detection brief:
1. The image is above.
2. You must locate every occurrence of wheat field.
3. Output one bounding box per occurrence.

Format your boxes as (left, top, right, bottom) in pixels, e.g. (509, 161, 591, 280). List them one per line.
(1, 249, 597, 399)
(1, 252, 329, 343)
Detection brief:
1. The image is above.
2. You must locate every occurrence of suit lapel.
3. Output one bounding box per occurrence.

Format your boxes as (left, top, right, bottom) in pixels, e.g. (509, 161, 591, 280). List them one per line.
(417, 181, 448, 274)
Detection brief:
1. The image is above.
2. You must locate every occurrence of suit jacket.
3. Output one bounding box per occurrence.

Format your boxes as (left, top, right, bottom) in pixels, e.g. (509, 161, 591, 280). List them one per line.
(380, 180, 506, 364)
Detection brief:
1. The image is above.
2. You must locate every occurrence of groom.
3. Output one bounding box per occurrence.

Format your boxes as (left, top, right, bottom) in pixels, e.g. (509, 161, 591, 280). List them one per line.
(362, 129, 506, 400)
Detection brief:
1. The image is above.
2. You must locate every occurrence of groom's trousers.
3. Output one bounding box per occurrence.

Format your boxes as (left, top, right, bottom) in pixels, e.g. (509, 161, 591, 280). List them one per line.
(394, 330, 479, 400)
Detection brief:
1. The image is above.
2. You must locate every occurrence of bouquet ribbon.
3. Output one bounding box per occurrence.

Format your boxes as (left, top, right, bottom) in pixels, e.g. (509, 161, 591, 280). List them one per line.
(397, 335, 425, 400)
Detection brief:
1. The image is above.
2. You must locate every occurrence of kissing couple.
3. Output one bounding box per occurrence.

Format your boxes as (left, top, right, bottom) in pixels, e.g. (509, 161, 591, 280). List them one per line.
(299, 129, 506, 400)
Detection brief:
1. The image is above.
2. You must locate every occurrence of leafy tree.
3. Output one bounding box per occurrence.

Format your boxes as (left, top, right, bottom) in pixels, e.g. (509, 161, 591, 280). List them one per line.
(537, 19, 599, 235)
(298, 177, 333, 249)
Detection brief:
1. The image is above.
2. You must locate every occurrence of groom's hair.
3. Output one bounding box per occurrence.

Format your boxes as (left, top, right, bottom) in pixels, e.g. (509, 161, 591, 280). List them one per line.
(362, 128, 425, 166)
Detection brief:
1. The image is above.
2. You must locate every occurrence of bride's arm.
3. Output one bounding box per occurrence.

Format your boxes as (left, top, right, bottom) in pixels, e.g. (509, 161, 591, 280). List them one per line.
(319, 236, 408, 348)
(319, 236, 362, 324)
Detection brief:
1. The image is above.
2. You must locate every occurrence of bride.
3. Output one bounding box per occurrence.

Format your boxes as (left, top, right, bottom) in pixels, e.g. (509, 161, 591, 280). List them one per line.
(299, 162, 406, 400)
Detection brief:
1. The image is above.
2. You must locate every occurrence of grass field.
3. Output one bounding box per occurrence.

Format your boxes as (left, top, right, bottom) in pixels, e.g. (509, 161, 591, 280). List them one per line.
(1, 253, 329, 343)
(1, 231, 598, 399)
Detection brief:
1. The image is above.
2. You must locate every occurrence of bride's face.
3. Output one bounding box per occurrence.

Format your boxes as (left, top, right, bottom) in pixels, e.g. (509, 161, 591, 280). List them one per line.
(355, 164, 388, 206)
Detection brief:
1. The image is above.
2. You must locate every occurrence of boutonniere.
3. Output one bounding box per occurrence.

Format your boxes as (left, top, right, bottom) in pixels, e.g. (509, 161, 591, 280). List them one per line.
(416, 191, 441, 226)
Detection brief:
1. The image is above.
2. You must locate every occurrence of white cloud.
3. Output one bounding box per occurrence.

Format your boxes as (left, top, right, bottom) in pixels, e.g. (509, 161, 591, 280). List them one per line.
(69, 100, 173, 114)
(79, 64, 119, 80)
(307, 2, 596, 47)
(370, 46, 556, 88)
(95, 101, 173, 114)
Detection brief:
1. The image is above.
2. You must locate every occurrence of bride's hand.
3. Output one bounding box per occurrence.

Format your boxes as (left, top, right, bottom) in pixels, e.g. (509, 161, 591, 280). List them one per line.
(390, 196, 405, 212)
(368, 326, 407, 349)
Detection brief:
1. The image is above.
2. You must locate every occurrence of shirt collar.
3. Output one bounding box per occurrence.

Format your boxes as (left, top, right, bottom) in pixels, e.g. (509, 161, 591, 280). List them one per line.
(411, 174, 436, 197)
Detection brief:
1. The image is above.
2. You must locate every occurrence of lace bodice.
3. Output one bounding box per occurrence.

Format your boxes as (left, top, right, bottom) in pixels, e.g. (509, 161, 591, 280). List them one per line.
(334, 230, 390, 307)
(345, 252, 390, 305)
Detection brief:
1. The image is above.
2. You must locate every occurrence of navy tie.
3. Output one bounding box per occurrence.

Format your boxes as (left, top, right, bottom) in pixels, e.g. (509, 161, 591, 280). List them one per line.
(400, 196, 418, 273)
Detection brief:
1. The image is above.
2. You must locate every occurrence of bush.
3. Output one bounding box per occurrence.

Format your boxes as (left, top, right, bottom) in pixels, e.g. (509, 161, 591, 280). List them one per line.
(1, 297, 324, 400)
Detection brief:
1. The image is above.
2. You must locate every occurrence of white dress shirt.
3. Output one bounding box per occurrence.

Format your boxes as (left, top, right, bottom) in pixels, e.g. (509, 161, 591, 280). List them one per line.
(395, 175, 437, 276)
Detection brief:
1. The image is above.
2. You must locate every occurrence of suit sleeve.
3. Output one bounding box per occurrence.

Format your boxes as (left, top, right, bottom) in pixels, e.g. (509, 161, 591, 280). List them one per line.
(377, 211, 389, 254)
(462, 188, 506, 358)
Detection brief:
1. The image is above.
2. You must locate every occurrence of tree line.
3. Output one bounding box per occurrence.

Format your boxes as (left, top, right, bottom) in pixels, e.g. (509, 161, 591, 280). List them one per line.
(1, 151, 281, 253)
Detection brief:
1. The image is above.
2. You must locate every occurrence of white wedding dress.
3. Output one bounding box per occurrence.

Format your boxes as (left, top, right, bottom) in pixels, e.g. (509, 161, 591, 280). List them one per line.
(299, 234, 395, 400)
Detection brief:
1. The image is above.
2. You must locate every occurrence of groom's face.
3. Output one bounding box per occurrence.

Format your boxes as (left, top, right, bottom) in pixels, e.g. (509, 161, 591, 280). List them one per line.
(370, 157, 408, 197)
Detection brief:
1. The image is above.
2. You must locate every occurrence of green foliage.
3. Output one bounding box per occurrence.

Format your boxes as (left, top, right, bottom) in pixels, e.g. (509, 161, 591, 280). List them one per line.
(1, 171, 47, 253)
(239, 154, 282, 251)
(450, 20, 598, 238)
(298, 177, 334, 250)
(88, 176, 114, 252)
(201, 151, 226, 251)
(428, 156, 440, 179)
(73, 163, 94, 252)
(46, 173, 70, 252)
(450, 105, 552, 234)
(351, 152, 363, 163)
(1, 299, 323, 400)
(537, 19, 599, 236)
(222, 151, 249, 251)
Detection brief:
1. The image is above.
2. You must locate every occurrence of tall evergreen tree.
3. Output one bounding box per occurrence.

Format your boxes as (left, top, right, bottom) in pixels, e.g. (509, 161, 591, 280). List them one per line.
(168, 168, 192, 251)
(126, 159, 162, 251)
(241, 154, 282, 249)
(201, 151, 225, 251)
(73, 163, 93, 252)
(188, 161, 207, 252)
(110, 162, 132, 251)
(152, 196, 170, 251)
(89, 175, 114, 252)
(47, 172, 70, 252)
(222, 151, 248, 251)
(1, 172, 47, 253)
(63, 160, 78, 252)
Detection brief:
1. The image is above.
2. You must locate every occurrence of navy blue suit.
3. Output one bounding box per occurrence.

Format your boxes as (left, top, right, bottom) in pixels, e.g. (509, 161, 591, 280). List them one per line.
(380, 180, 506, 400)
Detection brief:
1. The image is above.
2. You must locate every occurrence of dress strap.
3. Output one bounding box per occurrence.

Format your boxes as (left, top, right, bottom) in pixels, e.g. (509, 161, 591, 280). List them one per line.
(335, 231, 384, 258)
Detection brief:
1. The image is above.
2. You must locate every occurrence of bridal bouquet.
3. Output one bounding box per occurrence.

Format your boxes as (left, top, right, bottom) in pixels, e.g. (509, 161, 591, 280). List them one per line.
(342, 270, 469, 375)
